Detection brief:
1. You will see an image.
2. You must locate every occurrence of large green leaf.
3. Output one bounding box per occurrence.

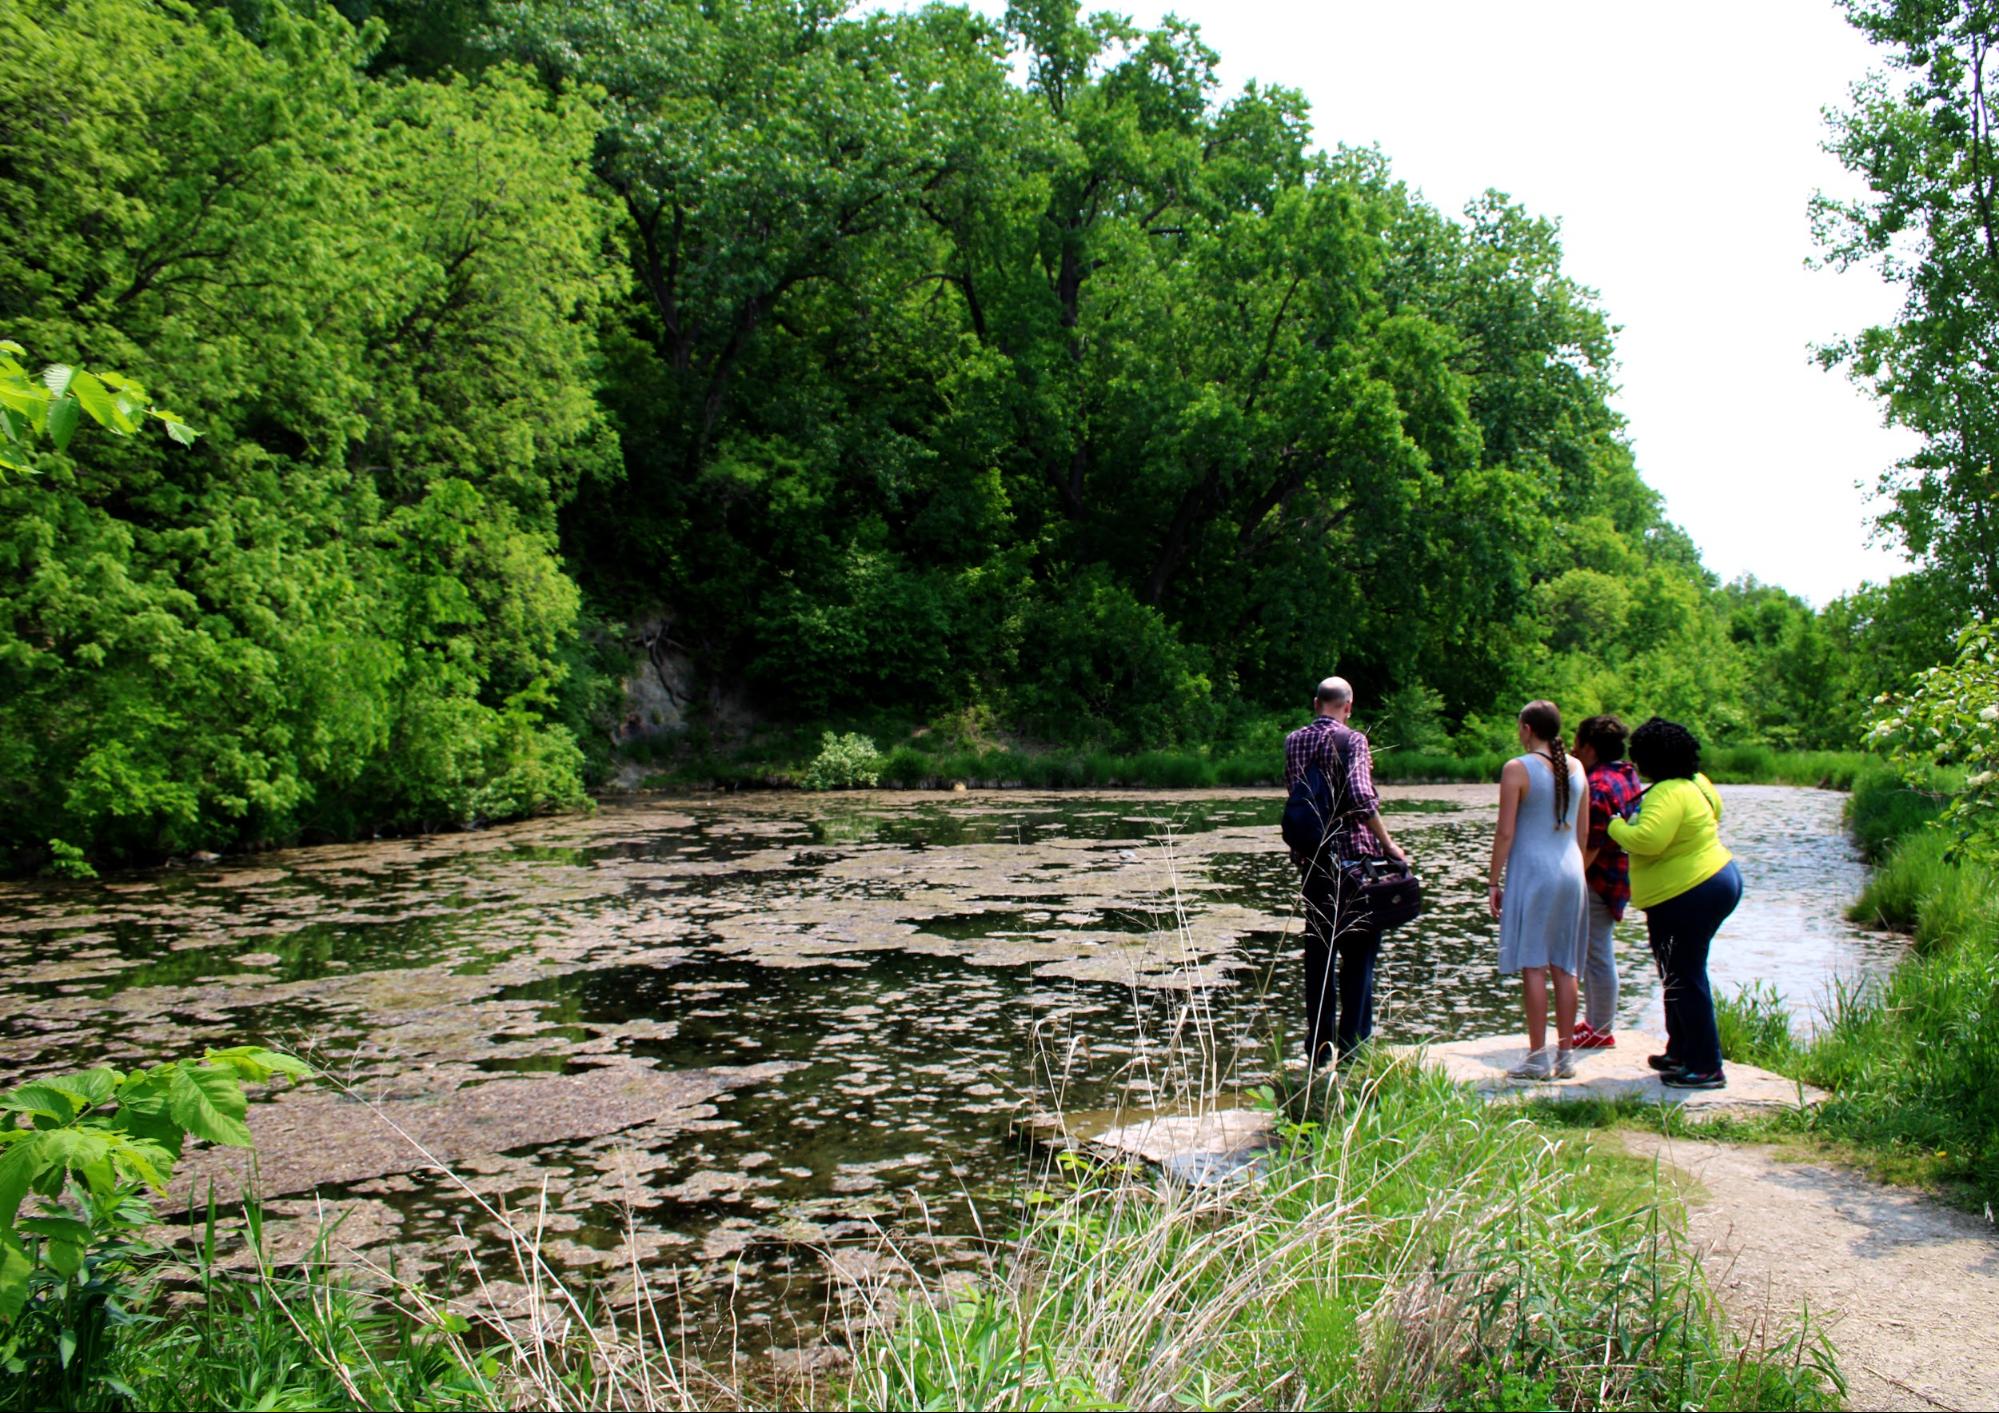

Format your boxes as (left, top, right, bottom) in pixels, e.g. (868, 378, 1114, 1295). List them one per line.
(0, 1082, 80, 1124)
(67, 370, 125, 431)
(39, 363, 72, 398)
(44, 395, 79, 451)
(0, 1233, 30, 1321)
(0, 1135, 52, 1228)
(166, 1064, 254, 1148)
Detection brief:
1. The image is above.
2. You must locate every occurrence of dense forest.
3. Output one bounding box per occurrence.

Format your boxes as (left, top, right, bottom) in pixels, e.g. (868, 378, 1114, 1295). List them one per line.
(0, 0, 1980, 868)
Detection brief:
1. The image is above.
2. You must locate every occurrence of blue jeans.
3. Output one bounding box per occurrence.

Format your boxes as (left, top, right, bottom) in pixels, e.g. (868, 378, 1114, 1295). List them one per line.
(1302, 871, 1382, 1065)
(1643, 860, 1741, 1075)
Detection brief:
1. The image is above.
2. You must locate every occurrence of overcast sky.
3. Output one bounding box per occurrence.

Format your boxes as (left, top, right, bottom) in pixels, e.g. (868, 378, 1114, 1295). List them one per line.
(932, 0, 1919, 604)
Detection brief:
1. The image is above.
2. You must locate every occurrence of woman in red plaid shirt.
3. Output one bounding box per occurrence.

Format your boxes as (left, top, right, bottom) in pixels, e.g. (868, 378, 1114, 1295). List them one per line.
(1572, 714, 1642, 1048)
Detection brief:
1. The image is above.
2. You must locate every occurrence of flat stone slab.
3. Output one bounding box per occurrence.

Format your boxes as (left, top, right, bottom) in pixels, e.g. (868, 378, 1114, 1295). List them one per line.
(1406, 1031, 1824, 1113)
(1020, 1103, 1277, 1186)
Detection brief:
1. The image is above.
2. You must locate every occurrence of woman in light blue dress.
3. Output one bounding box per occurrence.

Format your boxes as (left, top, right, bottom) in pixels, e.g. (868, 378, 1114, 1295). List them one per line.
(1487, 699, 1589, 1079)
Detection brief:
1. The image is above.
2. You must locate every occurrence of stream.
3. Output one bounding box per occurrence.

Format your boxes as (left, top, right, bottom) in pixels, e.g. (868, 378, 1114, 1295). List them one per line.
(0, 783, 1902, 1353)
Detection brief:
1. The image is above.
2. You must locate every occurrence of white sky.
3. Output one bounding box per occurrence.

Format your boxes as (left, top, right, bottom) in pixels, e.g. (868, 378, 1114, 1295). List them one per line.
(928, 0, 1921, 604)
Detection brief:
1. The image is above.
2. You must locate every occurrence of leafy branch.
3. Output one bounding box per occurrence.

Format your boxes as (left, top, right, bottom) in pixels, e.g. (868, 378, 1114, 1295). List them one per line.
(0, 338, 197, 480)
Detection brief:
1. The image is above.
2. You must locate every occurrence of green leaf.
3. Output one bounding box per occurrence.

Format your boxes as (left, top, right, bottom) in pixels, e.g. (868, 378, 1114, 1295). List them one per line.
(57, 1327, 76, 1368)
(166, 1064, 253, 1148)
(0, 1235, 30, 1321)
(40, 364, 72, 398)
(203, 1047, 309, 1082)
(19, 1216, 89, 1245)
(0, 340, 24, 356)
(68, 370, 122, 431)
(45, 1240, 83, 1280)
(45, 395, 80, 451)
(0, 1082, 81, 1124)
(101, 1132, 173, 1193)
(37, 1129, 111, 1189)
(0, 382, 42, 418)
(0, 1135, 52, 1227)
(164, 419, 198, 447)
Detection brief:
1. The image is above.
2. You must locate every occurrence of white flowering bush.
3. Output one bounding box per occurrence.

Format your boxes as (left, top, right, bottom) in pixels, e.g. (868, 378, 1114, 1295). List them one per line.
(1870, 622, 1999, 855)
(800, 731, 884, 790)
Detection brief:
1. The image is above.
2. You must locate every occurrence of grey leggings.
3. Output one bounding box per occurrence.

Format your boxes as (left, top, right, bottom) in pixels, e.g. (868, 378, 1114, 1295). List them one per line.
(1582, 892, 1620, 1032)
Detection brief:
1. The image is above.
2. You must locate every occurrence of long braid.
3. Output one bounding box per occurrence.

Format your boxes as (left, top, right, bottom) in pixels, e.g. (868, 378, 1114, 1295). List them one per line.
(1518, 699, 1571, 827)
(1548, 732, 1572, 828)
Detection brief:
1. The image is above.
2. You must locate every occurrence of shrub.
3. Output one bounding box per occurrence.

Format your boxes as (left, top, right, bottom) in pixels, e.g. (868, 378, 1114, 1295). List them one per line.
(800, 731, 884, 790)
(0, 1049, 306, 1405)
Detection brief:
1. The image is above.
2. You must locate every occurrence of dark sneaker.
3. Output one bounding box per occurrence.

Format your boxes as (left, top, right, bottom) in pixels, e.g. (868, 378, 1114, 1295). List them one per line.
(1645, 1054, 1683, 1074)
(1660, 1069, 1726, 1090)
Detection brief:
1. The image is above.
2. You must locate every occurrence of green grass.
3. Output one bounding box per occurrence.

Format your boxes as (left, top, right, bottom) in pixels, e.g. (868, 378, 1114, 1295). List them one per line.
(1699, 765, 1999, 1208)
(1713, 981, 1804, 1073)
(846, 1053, 1841, 1412)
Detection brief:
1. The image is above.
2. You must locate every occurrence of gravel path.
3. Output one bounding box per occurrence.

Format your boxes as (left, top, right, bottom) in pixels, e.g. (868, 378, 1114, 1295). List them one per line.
(1625, 1134, 1999, 1411)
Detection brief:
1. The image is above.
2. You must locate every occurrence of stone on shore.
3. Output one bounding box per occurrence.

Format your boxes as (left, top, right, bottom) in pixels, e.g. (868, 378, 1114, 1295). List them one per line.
(1406, 1030, 1824, 1113)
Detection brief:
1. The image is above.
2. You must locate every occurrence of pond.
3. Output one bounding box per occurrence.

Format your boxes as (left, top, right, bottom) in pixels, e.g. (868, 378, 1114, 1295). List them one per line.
(0, 783, 1902, 1353)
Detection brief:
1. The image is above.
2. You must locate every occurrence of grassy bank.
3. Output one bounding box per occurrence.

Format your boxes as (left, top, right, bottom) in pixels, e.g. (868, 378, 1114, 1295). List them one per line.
(849, 1054, 1837, 1410)
(627, 722, 1870, 794)
(1709, 764, 1998, 1206)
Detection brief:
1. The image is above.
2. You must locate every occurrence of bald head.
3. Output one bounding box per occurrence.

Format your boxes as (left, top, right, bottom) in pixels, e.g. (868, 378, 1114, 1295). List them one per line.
(1314, 676, 1353, 717)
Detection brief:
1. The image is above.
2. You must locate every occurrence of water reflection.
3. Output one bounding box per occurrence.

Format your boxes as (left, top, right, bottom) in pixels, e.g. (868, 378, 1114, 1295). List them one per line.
(0, 784, 1902, 1347)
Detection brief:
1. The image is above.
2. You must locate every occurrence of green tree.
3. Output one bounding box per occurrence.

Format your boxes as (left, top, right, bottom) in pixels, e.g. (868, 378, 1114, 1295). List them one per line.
(0, 0, 613, 866)
(1818, 0, 1999, 613)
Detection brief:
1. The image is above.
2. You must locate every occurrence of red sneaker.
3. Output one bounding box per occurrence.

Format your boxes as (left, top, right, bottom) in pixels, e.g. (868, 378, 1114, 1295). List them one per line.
(1570, 1023, 1616, 1050)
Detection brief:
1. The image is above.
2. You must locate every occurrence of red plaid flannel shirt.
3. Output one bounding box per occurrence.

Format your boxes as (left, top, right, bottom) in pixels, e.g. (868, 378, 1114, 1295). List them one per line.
(1585, 759, 1642, 919)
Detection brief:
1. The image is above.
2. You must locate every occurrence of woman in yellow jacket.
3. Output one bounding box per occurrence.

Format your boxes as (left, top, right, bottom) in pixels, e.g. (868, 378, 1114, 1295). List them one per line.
(1605, 717, 1740, 1090)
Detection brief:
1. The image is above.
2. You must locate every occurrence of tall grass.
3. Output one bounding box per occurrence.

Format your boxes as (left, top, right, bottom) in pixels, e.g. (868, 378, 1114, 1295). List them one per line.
(1751, 764, 1999, 1206)
(1713, 981, 1802, 1072)
(845, 1052, 1838, 1411)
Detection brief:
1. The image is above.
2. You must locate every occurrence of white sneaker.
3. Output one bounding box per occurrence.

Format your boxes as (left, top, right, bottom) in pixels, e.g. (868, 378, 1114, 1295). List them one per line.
(1552, 1048, 1576, 1079)
(1507, 1049, 1553, 1081)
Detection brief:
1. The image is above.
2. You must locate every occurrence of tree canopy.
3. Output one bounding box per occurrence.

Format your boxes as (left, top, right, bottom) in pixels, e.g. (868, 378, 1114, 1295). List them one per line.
(0, 0, 1960, 867)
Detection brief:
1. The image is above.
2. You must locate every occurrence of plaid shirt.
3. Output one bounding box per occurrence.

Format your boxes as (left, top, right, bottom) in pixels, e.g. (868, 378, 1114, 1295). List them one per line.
(1585, 759, 1642, 918)
(1283, 716, 1382, 860)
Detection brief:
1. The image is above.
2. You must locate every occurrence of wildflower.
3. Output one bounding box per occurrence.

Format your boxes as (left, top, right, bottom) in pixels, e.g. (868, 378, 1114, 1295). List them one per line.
(1981, 704, 1999, 722)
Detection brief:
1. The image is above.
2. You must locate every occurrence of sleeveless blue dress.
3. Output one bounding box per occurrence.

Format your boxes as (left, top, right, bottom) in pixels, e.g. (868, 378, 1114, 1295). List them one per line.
(1498, 752, 1589, 975)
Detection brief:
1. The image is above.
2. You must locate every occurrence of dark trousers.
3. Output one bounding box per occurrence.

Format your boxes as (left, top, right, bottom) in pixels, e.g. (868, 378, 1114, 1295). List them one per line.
(1643, 860, 1741, 1075)
(1301, 867, 1382, 1066)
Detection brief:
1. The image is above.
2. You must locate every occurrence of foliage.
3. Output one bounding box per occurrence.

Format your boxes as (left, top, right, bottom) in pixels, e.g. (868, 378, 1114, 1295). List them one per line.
(0, 0, 613, 869)
(1867, 621, 1999, 856)
(1745, 769, 1999, 1207)
(0, 0, 1970, 868)
(847, 1054, 1840, 1410)
(1817, 0, 1999, 614)
(0, 340, 194, 481)
(799, 731, 885, 790)
(0, 1048, 306, 1404)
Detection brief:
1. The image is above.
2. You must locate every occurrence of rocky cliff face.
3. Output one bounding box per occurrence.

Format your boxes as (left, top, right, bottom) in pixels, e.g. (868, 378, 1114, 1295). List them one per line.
(613, 616, 697, 744)
(607, 616, 758, 787)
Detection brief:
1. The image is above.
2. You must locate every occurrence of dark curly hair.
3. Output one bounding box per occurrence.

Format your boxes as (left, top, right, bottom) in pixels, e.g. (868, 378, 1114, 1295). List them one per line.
(1574, 713, 1628, 762)
(1628, 716, 1701, 780)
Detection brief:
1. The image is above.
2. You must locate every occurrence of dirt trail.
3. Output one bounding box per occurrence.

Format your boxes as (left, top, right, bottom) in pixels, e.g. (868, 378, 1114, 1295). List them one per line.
(1624, 1134, 1999, 1411)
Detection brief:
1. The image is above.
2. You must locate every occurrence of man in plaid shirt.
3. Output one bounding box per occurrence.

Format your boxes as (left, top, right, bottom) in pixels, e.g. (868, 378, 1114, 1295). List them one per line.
(1572, 714, 1640, 1048)
(1284, 677, 1407, 1068)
